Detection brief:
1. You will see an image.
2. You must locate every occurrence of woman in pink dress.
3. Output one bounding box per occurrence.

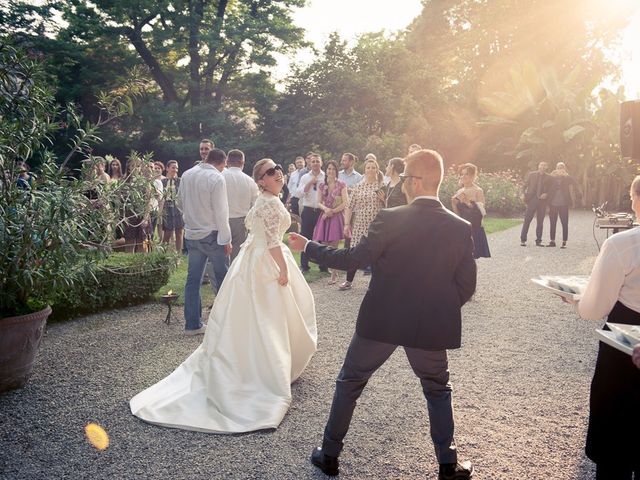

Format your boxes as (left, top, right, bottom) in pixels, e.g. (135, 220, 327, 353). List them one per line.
(313, 160, 349, 284)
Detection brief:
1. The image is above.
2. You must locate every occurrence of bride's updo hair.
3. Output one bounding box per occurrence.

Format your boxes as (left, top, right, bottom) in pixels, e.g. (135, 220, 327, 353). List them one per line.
(252, 158, 274, 186)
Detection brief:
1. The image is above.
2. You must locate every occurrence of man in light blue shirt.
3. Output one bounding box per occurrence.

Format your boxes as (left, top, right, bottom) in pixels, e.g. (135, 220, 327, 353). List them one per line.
(179, 148, 232, 335)
(338, 152, 362, 189)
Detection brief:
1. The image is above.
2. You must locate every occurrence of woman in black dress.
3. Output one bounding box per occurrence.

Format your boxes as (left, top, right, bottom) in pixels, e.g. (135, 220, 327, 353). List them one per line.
(451, 163, 491, 259)
(383, 157, 407, 208)
(573, 175, 640, 479)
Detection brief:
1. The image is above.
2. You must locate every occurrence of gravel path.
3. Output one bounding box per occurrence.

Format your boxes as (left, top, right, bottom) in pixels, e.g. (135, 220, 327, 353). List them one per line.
(0, 210, 611, 479)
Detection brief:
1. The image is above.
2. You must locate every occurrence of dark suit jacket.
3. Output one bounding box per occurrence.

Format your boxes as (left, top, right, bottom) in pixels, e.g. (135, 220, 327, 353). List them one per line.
(305, 198, 477, 350)
(523, 171, 550, 204)
(547, 175, 579, 208)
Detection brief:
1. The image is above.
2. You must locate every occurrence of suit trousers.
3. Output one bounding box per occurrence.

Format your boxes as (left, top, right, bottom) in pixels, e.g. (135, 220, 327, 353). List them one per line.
(289, 197, 300, 216)
(300, 207, 326, 271)
(548, 206, 569, 242)
(322, 333, 458, 464)
(520, 199, 547, 243)
(228, 216, 247, 262)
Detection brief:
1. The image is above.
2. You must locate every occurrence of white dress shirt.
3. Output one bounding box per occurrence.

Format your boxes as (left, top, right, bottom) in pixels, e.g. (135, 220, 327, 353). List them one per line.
(338, 169, 363, 189)
(287, 169, 305, 198)
(299, 171, 325, 208)
(222, 167, 259, 218)
(179, 163, 231, 244)
(150, 178, 163, 212)
(578, 226, 640, 320)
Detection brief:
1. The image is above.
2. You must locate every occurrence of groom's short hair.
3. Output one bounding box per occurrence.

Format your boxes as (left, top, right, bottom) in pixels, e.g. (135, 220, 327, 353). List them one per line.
(405, 149, 443, 191)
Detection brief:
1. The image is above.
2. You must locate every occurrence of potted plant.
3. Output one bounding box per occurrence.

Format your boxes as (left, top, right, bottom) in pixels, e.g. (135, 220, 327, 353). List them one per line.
(0, 44, 143, 393)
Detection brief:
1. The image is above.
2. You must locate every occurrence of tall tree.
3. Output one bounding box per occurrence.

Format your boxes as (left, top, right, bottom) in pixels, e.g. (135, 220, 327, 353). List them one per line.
(3, 0, 306, 144)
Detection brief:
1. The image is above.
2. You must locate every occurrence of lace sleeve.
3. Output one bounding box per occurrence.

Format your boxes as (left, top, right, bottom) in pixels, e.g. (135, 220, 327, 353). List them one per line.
(255, 198, 284, 248)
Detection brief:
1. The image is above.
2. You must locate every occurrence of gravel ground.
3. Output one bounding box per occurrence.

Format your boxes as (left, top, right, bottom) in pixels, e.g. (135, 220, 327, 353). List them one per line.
(0, 210, 611, 480)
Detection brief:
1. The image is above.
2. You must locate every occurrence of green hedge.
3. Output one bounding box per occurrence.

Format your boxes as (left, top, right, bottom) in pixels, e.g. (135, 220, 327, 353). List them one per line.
(49, 251, 176, 321)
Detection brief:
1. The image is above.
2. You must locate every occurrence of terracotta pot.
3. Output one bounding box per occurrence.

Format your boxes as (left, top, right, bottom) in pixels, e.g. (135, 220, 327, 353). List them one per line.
(0, 305, 51, 393)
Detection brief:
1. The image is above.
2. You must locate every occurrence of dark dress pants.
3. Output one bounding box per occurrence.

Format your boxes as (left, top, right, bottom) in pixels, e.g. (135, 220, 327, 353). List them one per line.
(290, 197, 300, 216)
(520, 199, 547, 243)
(322, 334, 458, 465)
(300, 207, 326, 271)
(548, 205, 569, 242)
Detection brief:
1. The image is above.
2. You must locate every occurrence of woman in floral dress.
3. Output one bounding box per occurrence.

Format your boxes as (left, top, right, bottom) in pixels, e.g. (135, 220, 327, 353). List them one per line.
(339, 156, 385, 290)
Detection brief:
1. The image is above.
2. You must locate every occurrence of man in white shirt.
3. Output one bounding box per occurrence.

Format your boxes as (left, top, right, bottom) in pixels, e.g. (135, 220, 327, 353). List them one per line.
(223, 149, 259, 261)
(179, 148, 232, 335)
(298, 153, 326, 273)
(197, 138, 214, 165)
(286, 156, 306, 215)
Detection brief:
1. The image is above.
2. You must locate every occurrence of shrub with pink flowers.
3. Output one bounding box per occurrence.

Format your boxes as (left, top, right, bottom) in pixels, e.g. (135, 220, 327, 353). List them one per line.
(440, 168, 524, 216)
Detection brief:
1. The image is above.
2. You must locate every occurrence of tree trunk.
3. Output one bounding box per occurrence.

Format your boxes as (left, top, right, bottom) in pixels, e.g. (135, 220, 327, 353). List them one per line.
(188, 0, 204, 108)
(127, 29, 180, 105)
(204, 0, 229, 100)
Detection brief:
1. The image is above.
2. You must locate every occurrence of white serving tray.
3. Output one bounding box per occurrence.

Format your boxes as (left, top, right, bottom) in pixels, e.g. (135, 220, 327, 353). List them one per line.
(531, 277, 582, 301)
(595, 329, 633, 355)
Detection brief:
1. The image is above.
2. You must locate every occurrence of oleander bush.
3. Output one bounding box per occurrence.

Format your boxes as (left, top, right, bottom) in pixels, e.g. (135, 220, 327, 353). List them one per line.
(440, 168, 524, 216)
(49, 252, 177, 321)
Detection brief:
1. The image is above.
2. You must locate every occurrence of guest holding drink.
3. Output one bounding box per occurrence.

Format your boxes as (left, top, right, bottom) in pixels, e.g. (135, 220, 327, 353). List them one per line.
(313, 160, 348, 285)
(569, 175, 640, 479)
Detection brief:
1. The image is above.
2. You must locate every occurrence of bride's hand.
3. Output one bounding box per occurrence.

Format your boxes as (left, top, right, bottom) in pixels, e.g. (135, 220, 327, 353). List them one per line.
(278, 269, 289, 286)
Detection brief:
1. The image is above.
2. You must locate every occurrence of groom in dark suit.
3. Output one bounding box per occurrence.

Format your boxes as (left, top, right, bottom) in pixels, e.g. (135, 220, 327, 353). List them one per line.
(289, 149, 477, 479)
(520, 161, 550, 246)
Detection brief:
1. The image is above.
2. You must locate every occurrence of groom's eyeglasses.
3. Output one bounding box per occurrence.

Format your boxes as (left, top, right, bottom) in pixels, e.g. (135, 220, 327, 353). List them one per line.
(399, 173, 423, 184)
(259, 164, 283, 179)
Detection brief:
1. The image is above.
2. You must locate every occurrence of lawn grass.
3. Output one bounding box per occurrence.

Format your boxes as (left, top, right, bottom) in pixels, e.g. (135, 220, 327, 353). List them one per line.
(154, 246, 328, 306)
(155, 217, 520, 305)
(483, 216, 522, 234)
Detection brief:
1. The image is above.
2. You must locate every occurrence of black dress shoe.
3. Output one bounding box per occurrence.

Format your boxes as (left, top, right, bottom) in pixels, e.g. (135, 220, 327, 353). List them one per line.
(547, 241, 556, 247)
(310, 447, 339, 476)
(439, 461, 474, 480)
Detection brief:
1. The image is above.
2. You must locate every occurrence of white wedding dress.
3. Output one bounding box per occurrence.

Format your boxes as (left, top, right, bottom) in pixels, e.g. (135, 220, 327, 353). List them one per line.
(130, 193, 317, 433)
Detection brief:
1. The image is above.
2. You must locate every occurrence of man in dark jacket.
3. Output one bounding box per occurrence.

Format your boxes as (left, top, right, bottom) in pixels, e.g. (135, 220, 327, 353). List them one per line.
(289, 149, 477, 480)
(520, 161, 550, 246)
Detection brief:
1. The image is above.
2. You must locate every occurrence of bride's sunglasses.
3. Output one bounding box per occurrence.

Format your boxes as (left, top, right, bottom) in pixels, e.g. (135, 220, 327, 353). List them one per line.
(260, 164, 283, 179)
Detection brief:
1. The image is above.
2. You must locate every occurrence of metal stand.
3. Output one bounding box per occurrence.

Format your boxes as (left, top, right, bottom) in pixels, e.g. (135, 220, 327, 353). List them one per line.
(161, 294, 179, 324)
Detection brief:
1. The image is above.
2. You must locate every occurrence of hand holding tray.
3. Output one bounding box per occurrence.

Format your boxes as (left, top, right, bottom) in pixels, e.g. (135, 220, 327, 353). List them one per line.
(531, 275, 589, 301)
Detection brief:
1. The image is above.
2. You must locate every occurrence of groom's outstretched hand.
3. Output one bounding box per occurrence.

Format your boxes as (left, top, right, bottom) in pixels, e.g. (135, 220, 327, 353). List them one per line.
(288, 233, 308, 252)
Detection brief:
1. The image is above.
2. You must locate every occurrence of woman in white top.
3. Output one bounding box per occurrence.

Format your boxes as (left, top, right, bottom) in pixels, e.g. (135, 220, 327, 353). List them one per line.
(573, 175, 640, 479)
(130, 158, 317, 433)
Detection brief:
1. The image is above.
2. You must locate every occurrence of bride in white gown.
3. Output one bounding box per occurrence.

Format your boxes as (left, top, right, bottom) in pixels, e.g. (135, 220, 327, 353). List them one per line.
(130, 158, 317, 433)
